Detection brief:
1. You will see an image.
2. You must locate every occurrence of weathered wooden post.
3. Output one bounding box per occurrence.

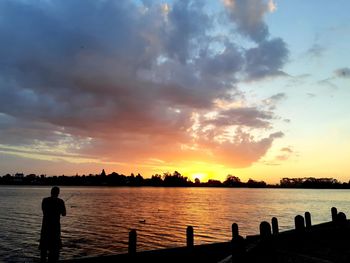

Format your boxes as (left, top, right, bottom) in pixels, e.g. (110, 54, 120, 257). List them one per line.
(231, 223, 245, 263)
(305, 212, 312, 229)
(187, 226, 194, 249)
(128, 229, 137, 255)
(260, 221, 272, 239)
(294, 215, 305, 234)
(259, 221, 273, 257)
(337, 212, 347, 220)
(336, 212, 347, 228)
(232, 223, 239, 238)
(271, 217, 279, 236)
(331, 207, 337, 222)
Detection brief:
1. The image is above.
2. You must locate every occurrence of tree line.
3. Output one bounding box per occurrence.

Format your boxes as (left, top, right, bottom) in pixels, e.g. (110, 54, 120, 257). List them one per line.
(0, 170, 349, 189)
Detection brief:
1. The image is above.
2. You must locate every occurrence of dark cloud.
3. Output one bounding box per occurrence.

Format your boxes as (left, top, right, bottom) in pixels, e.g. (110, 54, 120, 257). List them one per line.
(0, 0, 288, 170)
(197, 42, 244, 79)
(206, 107, 273, 128)
(334, 67, 350, 78)
(0, 114, 68, 147)
(164, 1, 210, 63)
(307, 44, 325, 58)
(222, 0, 288, 80)
(245, 38, 289, 80)
(269, 93, 286, 101)
(224, 0, 272, 42)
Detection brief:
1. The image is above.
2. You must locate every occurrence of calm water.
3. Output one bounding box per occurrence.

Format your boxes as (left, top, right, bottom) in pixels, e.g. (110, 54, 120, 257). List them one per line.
(0, 186, 349, 261)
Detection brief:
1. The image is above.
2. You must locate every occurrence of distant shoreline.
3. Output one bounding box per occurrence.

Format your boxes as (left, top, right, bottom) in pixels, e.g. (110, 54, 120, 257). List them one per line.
(1, 183, 350, 190)
(1, 171, 349, 189)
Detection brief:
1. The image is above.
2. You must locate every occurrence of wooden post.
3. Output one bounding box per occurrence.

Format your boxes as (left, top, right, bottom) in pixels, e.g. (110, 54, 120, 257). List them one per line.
(337, 212, 347, 220)
(294, 215, 305, 234)
(259, 221, 273, 256)
(337, 212, 347, 227)
(187, 226, 194, 249)
(260, 221, 272, 239)
(128, 229, 137, 255)
(305, 212, 312, 229)
(231, 223, 245, 263)
(271, 217, 279, 236)
(331, 207, 337, 222)
(232, 223, 239, 238)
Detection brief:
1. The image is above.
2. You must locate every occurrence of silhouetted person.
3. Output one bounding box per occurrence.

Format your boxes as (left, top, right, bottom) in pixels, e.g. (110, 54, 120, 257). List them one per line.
(39, 186, 66, 263)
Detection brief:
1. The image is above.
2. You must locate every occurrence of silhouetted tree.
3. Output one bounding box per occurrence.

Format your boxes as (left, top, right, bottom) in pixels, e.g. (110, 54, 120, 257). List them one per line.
(148, 174, 163, 186)
(206, 179, 222, 187)
(280, 177, 341, 188)
(223, 175, 242, 187)
(135, 173, 143, 185)
(163, 171, 188, 186)
(194, 178, 201, 185)
(247, 179, 267, 188)
(107, 172, 127, 185)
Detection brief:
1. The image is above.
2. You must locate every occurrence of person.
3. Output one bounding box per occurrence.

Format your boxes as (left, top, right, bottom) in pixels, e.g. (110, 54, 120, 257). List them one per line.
(39, 186, 66, 263)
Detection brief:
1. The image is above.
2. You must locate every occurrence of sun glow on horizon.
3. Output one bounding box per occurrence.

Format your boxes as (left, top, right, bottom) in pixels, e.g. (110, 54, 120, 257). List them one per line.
(190, 173, 208, 182)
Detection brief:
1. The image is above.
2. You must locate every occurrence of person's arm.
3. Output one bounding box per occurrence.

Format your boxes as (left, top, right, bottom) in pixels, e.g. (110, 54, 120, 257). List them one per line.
(42, 198, 46, 214)
(61, 200, 66, 216)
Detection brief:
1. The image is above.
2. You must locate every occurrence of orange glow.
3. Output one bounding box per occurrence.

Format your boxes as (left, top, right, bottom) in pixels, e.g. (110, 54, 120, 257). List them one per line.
(190, 173, 207, 182)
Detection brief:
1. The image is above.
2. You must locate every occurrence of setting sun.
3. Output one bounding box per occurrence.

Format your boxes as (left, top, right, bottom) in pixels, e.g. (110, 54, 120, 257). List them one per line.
(191, 173, 207, 182)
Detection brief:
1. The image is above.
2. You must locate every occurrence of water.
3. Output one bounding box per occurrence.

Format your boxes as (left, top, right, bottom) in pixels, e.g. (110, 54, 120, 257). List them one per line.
(0, 186, 350, 261)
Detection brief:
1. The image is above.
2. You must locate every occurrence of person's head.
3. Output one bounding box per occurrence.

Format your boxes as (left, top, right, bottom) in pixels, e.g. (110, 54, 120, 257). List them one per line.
(51, 186, 60, 197)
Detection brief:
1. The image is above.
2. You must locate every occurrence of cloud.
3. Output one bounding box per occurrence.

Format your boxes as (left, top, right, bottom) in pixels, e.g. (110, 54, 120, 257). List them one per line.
(222, 1, 289, 80)
(245, 38, 289, 80)
(267, 0, 277, 13)
(209, 130, 284, 167)
(262, 146, 293, 165)
(0, 152, 112, 176)
(163, 1, 211, 63)
(306, 44, 325, 58)
(334, 67, 350, 78)
(318, 78, 338, 89)
(281, 147, 292, 153)
(284, 74, 311, 88)
(0, 0, 288, 172)
(0, 118, 50, 147)
(205, 107, 274, 128)
(263, 93, 286, 110)
(224, 0, 276, 42)
(275, 147, 293, 161)
(197, 42, 244, 79)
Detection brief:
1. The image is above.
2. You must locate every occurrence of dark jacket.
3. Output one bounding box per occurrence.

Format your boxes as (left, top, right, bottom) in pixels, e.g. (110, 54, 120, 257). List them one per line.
(39, 197, 66, 250)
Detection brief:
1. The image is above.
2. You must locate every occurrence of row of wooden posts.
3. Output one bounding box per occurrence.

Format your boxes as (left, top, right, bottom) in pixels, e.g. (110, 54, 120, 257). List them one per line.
(128, 207, 346, 255)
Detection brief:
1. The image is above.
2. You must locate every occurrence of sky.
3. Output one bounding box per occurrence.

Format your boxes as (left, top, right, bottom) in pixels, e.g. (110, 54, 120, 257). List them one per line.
(0, 0, 349, 183)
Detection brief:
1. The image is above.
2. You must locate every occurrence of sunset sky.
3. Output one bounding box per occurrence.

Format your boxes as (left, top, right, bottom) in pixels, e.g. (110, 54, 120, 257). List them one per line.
(0, 0, 349, 183)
